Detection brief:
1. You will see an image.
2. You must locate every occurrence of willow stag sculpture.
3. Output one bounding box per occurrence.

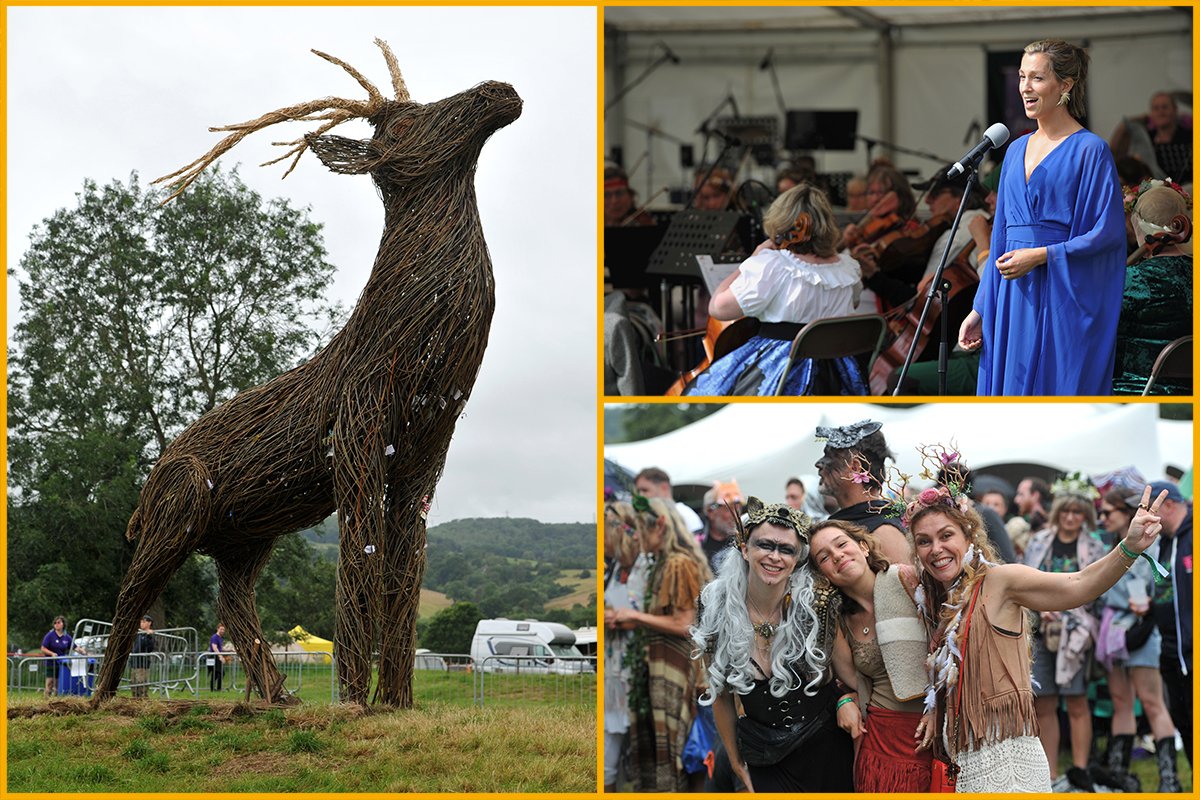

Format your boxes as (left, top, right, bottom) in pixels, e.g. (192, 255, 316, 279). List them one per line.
(91, 39, 521, 707)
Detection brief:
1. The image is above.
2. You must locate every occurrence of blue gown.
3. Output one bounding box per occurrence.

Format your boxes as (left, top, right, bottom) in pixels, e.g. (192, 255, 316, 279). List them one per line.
(974, 130, 1126, 395)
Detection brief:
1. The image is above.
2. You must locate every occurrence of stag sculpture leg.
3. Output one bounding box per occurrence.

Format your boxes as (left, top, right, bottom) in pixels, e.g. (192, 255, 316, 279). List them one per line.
(92, 457, 211, 704)
(215, 542, 287, 701)
(375, 484, 431, 706)
(332, 402, 388, 706)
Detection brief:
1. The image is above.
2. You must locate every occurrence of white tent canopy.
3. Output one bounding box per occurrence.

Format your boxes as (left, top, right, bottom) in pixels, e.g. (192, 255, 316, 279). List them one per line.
(604, 6, 1192, 201)
(605, 403, 1192, 501)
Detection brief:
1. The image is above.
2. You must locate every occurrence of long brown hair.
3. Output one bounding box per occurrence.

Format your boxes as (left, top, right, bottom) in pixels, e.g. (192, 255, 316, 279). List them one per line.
(807, 519, 889, 615)
(909, 504, 1000, 636)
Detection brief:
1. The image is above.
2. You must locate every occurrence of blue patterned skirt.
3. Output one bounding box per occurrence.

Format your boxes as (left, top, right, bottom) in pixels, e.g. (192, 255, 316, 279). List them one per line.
(683, 335, 868, 396)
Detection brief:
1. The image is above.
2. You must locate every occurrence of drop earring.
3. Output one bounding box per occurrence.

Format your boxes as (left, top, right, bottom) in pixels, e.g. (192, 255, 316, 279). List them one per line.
(1057, 91, 1071, 107)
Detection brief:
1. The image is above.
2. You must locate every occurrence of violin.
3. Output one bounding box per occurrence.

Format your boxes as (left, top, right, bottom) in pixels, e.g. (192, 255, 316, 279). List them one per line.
(662, 315, 761, 395)
(1127, 213, 1192, 266)
(854, 211, 955, 278)
(867, 217, 987, 395)
(843, 212, 903, 251)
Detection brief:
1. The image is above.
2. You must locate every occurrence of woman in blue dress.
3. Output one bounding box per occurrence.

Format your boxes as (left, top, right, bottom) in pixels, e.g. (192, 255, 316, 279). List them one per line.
(958, 39, 1126, 395)
(685, 183, 865, 396)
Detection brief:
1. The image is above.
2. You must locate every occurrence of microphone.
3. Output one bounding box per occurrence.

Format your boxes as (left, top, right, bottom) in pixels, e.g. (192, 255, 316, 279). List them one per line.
(759, 48, 774, 71)
(947, 123, 1009, 178)
(659, 42, 680, 64)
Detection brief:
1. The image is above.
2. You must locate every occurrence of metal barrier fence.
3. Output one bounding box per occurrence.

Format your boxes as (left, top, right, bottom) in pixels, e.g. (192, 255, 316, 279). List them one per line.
(8, 651, 596, 707)
(474, 655, 597, 706)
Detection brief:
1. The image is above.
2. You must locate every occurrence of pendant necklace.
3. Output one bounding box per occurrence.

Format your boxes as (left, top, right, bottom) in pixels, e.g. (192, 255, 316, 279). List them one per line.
(748, 594, 782, 640)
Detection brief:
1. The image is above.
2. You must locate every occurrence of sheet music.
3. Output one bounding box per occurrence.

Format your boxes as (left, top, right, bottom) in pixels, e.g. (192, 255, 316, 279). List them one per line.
(695, 255, 740, 295)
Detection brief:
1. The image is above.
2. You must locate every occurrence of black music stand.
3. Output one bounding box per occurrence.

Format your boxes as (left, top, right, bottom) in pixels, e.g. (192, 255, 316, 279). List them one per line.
(645, 209, 743, 369)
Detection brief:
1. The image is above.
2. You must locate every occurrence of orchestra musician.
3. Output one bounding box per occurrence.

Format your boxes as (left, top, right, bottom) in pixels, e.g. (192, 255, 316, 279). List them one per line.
(683, 183, 867, 396)
(605, 164, 656, 227)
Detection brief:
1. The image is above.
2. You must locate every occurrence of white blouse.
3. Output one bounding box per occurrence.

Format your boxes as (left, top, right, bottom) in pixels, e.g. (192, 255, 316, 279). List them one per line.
(730, 250, 862, 324)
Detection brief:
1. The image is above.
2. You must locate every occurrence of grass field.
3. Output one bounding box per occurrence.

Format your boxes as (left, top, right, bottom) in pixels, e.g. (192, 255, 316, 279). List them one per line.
(545, 570, 599, 611)
(8, 664, 596, 710)
(7, 696, 596, 792)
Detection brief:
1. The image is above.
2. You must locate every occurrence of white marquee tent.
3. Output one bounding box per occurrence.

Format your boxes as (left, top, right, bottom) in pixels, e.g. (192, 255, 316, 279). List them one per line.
(605, 6, 1193, 201)
(605, 403, 1192, 501)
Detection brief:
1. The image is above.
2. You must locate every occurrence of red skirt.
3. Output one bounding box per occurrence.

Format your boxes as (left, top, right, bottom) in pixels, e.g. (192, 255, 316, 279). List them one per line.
(854, 707, 933, 793)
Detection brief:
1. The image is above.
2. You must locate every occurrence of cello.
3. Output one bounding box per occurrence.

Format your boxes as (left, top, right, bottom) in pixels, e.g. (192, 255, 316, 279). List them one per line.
(1127, 213, 1192, 265)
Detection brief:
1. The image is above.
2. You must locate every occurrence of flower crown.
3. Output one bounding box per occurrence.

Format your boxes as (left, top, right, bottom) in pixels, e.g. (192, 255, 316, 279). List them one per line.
(1123, 176, 1192, 214)
(880, 442, 972, 527)
(1051, 471, 1099, 501)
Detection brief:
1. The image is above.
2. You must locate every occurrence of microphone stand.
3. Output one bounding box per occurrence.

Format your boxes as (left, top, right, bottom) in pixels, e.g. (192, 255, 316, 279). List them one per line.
(892, 166, 981, 396)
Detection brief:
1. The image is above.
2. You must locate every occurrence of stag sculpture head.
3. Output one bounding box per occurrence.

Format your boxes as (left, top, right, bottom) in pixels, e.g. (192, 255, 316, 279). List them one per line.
(156, 38, 521, 200)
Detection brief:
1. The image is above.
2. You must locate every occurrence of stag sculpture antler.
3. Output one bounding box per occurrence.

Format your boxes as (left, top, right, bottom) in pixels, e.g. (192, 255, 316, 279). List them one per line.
(156, 38, 411, 201)
(92, 39, 521, 708)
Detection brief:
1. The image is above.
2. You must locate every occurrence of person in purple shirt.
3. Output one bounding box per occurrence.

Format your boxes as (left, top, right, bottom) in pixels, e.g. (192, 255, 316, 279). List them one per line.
(208, 623, 227, 692)
(40, 615, 85, 698)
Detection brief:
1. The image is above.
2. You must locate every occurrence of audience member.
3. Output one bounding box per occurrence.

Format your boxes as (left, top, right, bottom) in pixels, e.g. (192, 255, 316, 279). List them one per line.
(979, 490, 1010, 520)
(691, 498, 855, 792)
(603, 501, 650, 792)
(784, 477, 806, 510)
(40, 615, 86, 698)
(699, 480, 744, 572)
(813, 420, 910, 565)
(635, 467, 704, 534)
(1147, 479, 1192, 768)
(1015, 477, 1052, 533)
(130, 615, 156, 699)
(1096, 487, 1182, 792)
(605, 497, 713, 791)
(1021, 479, 1107, 790)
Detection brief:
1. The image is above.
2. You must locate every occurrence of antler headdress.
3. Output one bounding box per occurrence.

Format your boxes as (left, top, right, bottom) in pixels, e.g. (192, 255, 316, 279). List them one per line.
(880, 442, 971, 527)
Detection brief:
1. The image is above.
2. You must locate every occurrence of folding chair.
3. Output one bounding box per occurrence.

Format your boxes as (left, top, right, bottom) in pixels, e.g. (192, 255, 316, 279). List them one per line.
(1142, 335, 1192, 395)
(774, 314, 888, 395)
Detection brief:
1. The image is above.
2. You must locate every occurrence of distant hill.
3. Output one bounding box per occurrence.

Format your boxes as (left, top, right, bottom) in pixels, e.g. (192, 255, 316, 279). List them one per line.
(298, 516, 592, 566)
(425, 517, 593, 565)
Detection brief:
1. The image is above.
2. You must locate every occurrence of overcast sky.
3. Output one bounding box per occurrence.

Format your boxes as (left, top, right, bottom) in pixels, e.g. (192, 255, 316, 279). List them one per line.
(7, 7, 597, 525)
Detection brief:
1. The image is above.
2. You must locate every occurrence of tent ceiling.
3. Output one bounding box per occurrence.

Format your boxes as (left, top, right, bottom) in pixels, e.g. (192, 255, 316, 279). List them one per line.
(605, 6, 1187, 34)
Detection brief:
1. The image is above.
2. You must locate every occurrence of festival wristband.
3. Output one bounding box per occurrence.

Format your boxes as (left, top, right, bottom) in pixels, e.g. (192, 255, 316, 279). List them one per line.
(837, 695, 855, 710)
(1120, 540, 1171, 582)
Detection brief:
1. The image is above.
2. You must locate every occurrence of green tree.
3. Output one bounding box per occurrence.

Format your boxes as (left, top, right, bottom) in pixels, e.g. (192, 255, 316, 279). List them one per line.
(421, 602, 482, 655)
(254, 535, 338, 645)
(7, 167, 342, 647)
(605, 403, 723, 443)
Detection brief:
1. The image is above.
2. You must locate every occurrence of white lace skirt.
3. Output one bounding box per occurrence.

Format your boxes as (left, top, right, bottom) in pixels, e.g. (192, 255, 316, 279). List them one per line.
(955, 735, 1052, 793)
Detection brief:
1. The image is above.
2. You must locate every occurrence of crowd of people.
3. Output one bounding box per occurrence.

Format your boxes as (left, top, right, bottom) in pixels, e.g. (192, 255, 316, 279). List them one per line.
(33, 618, 232, 698)
(604, 38, 1192, 397)
(604, 420, 1192, 793)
